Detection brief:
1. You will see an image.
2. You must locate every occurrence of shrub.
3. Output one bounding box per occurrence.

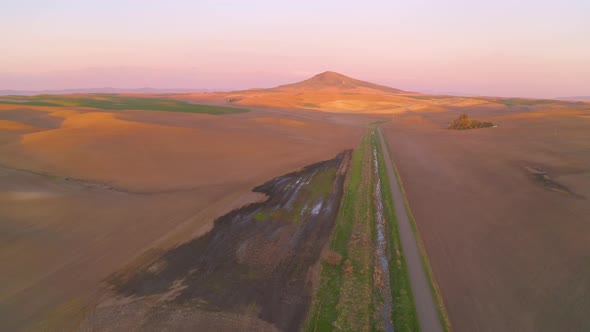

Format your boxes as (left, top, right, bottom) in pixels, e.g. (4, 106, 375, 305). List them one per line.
(322, 250, 343, 266)
(448, 114, 494, 130)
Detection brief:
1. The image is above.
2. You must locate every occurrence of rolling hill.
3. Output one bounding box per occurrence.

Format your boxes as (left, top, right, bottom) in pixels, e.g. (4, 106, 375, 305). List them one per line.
(174, 71, 500, 113)
(272, 71, 405, 94)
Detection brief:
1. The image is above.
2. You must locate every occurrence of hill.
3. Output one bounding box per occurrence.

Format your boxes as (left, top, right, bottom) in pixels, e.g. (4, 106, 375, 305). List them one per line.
(173, 71, 435, 113)
(175, 71, 571, 114)
(272, 71, 405, 94)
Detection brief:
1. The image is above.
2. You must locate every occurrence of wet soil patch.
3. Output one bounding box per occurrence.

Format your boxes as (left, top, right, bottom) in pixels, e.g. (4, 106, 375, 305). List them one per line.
(111, 151, 351, 331)
(525, 166, 584, 198)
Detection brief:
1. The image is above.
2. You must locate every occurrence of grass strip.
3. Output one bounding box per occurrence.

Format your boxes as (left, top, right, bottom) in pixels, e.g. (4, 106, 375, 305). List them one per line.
(0, 94, 249, 115)
(306, 125, 426, 332)
(305, 133, 376, 331)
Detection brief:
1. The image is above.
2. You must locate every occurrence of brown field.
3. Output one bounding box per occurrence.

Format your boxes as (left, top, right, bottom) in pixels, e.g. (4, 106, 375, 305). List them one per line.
(1, 71, 589, 331)
(0, 100, 368, 330)
(383, 106, 590, 332)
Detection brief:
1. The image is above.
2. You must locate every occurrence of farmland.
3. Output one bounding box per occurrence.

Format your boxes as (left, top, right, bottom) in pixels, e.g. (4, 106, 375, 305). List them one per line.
(0, 92, 366, 331)
(0, 94, 249, 115)
(383, 107, 590, 331)
(1, 71, 590, 331)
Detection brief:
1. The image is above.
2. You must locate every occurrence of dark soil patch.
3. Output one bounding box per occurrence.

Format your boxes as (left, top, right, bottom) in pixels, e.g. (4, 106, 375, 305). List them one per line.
(526, 166, 584, 198)
(110, 151, 351, 331)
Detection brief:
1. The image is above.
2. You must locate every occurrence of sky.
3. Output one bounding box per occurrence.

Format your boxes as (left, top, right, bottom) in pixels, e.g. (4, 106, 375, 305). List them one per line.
(1, 0, 589, 98)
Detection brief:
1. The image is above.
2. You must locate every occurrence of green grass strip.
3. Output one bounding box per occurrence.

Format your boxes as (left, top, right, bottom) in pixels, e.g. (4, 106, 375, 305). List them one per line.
(0, 94, 249, 115)
(305, 133, 371, 332)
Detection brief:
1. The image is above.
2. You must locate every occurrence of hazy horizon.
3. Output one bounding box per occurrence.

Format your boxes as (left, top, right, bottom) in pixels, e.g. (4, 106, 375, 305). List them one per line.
(2, 0, 589, 98)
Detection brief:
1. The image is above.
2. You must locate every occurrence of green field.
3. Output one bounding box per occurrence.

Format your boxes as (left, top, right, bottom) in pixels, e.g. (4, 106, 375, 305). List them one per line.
(0, 94, 249, 115)
(404, 95, 449, 100)
(478, 97, 556, 106)
(305, 126, 419, 332)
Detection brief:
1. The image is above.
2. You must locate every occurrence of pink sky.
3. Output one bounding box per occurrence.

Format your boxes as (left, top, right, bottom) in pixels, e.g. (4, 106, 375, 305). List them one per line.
(2, 1, 589, 98)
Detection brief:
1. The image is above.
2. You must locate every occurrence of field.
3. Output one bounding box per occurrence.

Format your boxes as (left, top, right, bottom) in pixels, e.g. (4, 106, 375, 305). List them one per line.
(0, 94, 368, 330)
(2, 72, 590, 331)
(383, 106, 590, 332)
(0, 94, 249, 115)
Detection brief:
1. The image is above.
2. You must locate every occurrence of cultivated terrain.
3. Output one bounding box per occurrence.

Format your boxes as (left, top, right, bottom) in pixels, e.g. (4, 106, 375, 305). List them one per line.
(383, 106, 590, 332)
(0, 91, 366, 330)
(1, 72, 589, 331)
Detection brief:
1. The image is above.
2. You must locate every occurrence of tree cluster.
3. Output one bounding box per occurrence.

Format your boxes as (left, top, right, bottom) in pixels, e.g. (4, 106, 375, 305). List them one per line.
(448, 114, 494, 130)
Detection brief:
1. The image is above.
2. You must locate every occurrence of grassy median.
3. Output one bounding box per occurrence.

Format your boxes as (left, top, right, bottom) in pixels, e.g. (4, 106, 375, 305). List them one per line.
(305, 132, 375, 331)
(306, 126, 422, 332)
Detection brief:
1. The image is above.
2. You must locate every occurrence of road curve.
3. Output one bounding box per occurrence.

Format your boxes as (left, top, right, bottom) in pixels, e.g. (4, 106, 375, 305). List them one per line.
(377, 127, 444, 332)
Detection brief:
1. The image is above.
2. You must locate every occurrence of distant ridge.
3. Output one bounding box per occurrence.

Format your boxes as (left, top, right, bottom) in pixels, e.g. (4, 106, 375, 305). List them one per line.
(274, 71, 405, 94)
(0, 87, 217, 96)
(556, 96, 590, 102)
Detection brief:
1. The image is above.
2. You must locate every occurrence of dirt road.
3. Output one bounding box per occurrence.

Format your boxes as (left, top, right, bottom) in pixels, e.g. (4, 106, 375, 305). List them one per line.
(377, 127, 443, 332)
